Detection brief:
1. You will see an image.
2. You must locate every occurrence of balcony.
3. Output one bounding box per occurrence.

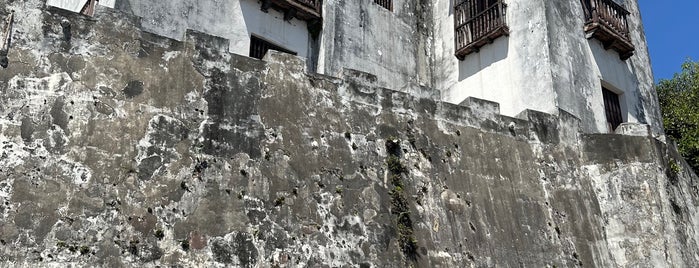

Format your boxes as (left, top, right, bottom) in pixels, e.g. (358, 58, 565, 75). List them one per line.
(454, 0, 509, 60)
(261, 0, 322, 21)
(581, 0, 634, 60)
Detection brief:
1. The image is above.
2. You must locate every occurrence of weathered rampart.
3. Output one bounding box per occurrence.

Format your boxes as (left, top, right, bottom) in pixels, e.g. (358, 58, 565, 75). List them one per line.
(1, 2, 698, 267)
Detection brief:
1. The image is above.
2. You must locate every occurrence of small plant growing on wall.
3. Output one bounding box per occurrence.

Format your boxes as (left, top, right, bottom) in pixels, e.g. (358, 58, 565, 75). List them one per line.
(384, 138, 419, 262)
(668, 159, 682, 185)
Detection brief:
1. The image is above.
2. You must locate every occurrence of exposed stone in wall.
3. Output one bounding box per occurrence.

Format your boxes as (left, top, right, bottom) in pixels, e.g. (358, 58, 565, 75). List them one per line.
(0, 3, 698, 267)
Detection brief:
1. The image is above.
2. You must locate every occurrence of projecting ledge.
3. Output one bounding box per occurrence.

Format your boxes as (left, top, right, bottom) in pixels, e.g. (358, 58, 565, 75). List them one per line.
(614, 123, 651, 137)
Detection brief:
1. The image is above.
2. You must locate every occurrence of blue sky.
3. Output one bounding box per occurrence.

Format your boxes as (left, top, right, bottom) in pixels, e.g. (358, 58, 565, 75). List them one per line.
(638, 0, 699, 82)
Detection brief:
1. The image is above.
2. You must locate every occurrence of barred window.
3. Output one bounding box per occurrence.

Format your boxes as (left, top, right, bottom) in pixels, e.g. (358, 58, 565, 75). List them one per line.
(374, 0, 393, 11)
(602, 87, 624, 131)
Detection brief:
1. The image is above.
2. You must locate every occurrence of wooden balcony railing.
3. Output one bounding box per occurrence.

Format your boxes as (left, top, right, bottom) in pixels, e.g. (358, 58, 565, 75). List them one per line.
(262, 0, 322, 21)
(581, 0, 634, 60)
(454, 0, 509, 60)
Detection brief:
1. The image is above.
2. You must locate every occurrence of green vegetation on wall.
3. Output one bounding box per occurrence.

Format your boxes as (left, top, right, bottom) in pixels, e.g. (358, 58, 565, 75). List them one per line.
(657, 59, 699, 174)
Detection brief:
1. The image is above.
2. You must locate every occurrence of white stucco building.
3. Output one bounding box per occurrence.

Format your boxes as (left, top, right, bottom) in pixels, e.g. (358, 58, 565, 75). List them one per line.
(432, 0, 659, 135)
(47, 0, 662, 135)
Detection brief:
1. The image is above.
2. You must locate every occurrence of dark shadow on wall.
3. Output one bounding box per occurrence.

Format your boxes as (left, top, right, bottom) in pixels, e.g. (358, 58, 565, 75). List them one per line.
(458, 36, 509, 81)
(307, 31, 320, 73)
(114, 0, 132, 13)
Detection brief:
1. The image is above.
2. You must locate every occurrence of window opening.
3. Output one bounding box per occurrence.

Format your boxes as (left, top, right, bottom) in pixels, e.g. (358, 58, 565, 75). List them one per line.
(249, 36, 297, 60)
(374, 0, 393, 11)
(0, 11, 14, 69)
(602, 87, 624, 131)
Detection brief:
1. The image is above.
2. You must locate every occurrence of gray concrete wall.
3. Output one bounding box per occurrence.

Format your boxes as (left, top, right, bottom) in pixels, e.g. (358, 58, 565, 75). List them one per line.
(0, 2, 696, 267)
(317, 0, 433, 91)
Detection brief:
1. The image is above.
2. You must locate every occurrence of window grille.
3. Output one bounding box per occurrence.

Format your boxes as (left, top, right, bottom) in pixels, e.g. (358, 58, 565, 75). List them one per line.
(249, 36, 297, 60)
(602, 87, 624, 131)
(374, 0, 393, 11)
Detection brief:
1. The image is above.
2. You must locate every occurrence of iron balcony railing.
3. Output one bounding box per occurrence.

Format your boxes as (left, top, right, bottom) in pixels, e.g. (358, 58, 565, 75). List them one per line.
(454, 0, 508, 60)
(581, 0, 634, 59)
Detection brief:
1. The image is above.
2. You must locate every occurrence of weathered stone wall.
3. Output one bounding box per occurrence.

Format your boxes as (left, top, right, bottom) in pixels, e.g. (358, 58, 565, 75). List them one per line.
(89, 0, 660, 135)
(1, 3, 698, 267)
(114, 0, 433, 93)
(317, 0, 434, 91)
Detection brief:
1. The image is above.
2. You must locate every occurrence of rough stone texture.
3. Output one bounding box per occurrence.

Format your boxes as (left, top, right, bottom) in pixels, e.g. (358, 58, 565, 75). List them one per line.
(1, 2, 698, 267)
(317, 0, 434, 90)
(104, 0, 659, 135)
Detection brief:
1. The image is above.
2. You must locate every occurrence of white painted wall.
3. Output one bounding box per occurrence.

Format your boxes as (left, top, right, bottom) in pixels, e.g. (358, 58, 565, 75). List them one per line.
(435, 0, 557, 116)
(46, 0, 115, 13)
(545, 0, 657, 133)
(100, 0, 116, 7)
(434, 0, 657, 133)
(126, 0, 309, 59)
(232, 0, 309, 58)
(589, 40, 642, 128)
